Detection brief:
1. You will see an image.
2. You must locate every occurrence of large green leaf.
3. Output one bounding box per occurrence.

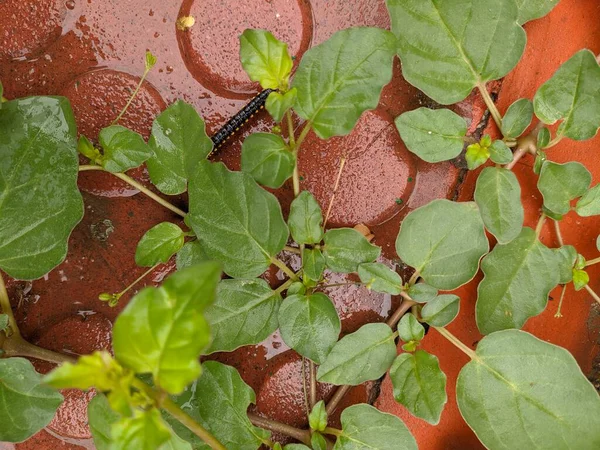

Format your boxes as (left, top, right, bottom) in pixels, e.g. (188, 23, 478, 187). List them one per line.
(278, 293, 341, 364)
(241, 133, 295, 189)
(476, 228, 559, 334)
(395, 108, 467, 163)
(576, 184, 600, 216)
(333, 404, 417, 450)
(358, 262, 403, 295)
(135, 222, 185, 267)
(474, 167, 524, 244)
(553, 245, 577, 284)
(0, 357, 63, 442)
(265, 88, 297, 123)
(395, 200, 488, 290)
(112, 263, 221, 394)
(0, 96, 84, 280)
(421, 294, 460, 327)
(390, 350, 447, 425)
(407, 283, 438, 303)
(98, 125, 152, 173)
(323, 228, 381, 273)
(187, 161, 288, 278)
(387, 0, 526, 104)
(317, 323, 396, 385)
(111, 409, 171, 450)
(501, 98, 533, 138)
(205, 279, 282, 353)
(288, 191, 324, 245)
(44, 351, 123, 391)
(534, 49, 600, 140)
(176, 241, 208, 270)
(515, 0, 560, 24)
(303, 248, 326, 281)
(457, 330, 600, 450)
(147, 100, 213, 195)
(168, 361, 269, 450)
(292, 27, 396, 139)
(537, 161, 591, 215)
(240, 29, 293, 90)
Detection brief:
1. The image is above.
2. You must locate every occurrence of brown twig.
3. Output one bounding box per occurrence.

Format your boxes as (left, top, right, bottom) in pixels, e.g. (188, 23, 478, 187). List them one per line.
(248, 413, 311, 445)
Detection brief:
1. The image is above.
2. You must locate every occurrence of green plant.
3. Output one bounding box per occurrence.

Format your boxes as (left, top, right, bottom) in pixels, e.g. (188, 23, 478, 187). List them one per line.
(1, 0, 600, 449)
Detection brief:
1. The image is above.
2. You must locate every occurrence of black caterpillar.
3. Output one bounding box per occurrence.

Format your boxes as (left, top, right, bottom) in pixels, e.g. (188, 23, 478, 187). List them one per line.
(209, 88, 275, 155)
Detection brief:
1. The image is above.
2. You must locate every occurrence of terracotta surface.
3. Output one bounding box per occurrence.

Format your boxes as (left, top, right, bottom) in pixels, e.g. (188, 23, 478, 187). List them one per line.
(0, 0, 598, 449)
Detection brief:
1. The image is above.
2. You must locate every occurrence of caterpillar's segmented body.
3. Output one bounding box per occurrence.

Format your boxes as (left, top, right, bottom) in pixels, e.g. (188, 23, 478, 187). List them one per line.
(209, 89, 275, 155)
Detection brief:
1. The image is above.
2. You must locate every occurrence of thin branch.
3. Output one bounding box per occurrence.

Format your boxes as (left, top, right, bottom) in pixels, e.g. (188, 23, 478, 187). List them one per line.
(584, 284, 600, 306)
(112, 68, 151, 125)
(505, 147, 527, 170)
(554, 220, 565, 246)
(535, 213, 547, 239)
(309, 360, 317, 409)
(387, 296, 417, 329)
(2, 335, 77, 365)
(585, 256, 600, 268)
(323, 156, 347, 230)
(270, 257, 300, 281)
(248, 413, 311, 445)
(301, 357, 310, 420)
(325, 385, 351, 416)
(283, 245, 302, 255)
(545, 135, 564, 149)
(476, 82, 502, 130)
(286, 110, 296, 147)
(554, 284, 568, 318)
(434, 326, 478, 360)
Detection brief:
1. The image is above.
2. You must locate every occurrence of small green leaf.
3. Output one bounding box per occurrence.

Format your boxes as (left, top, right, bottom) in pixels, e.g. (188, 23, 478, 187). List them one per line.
(474, 167, 524, 244)
(287, 281, 306, 296)
(465, 142, 490, 170)
(292, 27, 396, 139)
(288, 191, 324, 245)
(187, 161, 289, 278)
(266, 88, 297, 123)
(538, 161, 592, 215)
(205, 279, 282, 353)
(457, 330, 600, 450)
(309, 400, 328, 432)
(241, 133, 295, 188)
(323, 228, 381, 273)
(44, 351, 123, 391)
(303, 248, 326, 281)
(421, 294, 460, 327)
(147, 100, 213, 195)
(333, 403, 417, 450)
(78, 134, 100, 161)
(407, 283, 438, 303)
(87, 394, 119, 450)
(575, 253, 586, 270)
(113, 263, 221, 394)
(135, 222, 185, 267)
(176, 241, 208, 270)
(576, 184, 600, 216)
(387, 0, 526, 104)
(240, 29, 293, 90)
(390, 350, 447, 424)
(398, 313, 425, 343)
(395, 108, 467, 163)
(488, 140, 513, 165)
(0, 358, 63, 442)
(310, 433, 327, 450)
(537, 127, 551, 149)
(533, 149, 547, 174)
(553, 245, 577, 284)
(278, 293, 340, 364)
(476, 227, 560, 334)
(0, 314, 8, 332)
(572, 269, 589, 291)
(358, 262, 402, 295)
(145, 51, 157, 71)
(98, 125, 152, 173)
(534, 49, 600, 140)
(396, 200, 488, 290)
(515, 0, 560, 24)
(111, 409, 170, 450)
(501, 98, 533, 138)
(317, 323, 396, 385)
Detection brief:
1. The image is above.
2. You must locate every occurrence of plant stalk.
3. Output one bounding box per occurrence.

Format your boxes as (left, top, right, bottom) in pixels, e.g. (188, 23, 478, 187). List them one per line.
(309, 360, 317, 408)
(434, 326, 478, 360)
(2, 335, 77, 365)
(585, 257, 600, 267)
(476, 82, 503, 130)
(323, 156, 347, 230)
(270, 257, 300, 281)
(535, 213, 547, 239)
(584, 284, 600, 306)
(248, 413, 311, 445)
(112, 68, 151, 125)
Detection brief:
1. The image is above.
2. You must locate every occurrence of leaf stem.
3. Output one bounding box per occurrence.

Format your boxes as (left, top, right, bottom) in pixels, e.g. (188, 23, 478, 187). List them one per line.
(504, 147, 527, 170)
(309, 360, 317, 408)
(553, 219, 565, 246)
(323, 156, 347, 230)
(408, 271, 420, 286)
(554, 284, 568, 318)
(79, 165, 187, 217)
(270, 257, 300, 281)
(301, 357, 311, 419)
(290, 122, 312, 198)
(117, 264, 159, 298)
(584, 284, 600, 306)
(545, 135, 564, 149)
(112, 68, 151, 125)
(247, 413, 311, 445)
(284, 245, 302, 255)
(535, 213, 547, 239)
(585, 257, 600, 267)
(323, 427, 343, 437)
(476, 82, 502, 130)
(434, 326, 478, 360)
(286, 111, 296, 147)
(2, 335, 77, 365)
(275, 278, 296, 295)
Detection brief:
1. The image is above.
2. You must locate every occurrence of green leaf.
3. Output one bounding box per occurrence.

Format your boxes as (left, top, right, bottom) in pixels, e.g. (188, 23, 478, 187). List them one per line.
(241, 133, 295, 188)
(292, 27, 396, 139)
(240, 29, 293, 90)
(135, 222, 184, 267)
(205, 279, 282, 353)
(317, 323, 396, 385)
(457, 330, 600, 450)
(0, 314, 8, 332)
(538, 161, 591, 215)
(98, 125, 152, 173)
(534, 49, 600, 140)
(537, 127, 551, 149)
(398, 313, 425, 344)
(111, 409, 171, 450)
(145, 51, 157, 71)
(323, 228, 381, 273)
(501, 98, 533, 138)
(474, 167, 524, 244)
(44, 351, 123, 391)
(187, 161, 289, 278)
(576, 184, 600, 216)
(113, 263, 221, 394)
(358, 262, 402, 295)
(488, 140, 513, 165)
(310, 433, 327, 450)
(387, 0, 526, 104)
(167, 361, 269, 450)
(390, 350, 447, 425)
(476, 227, 560, 334)
(78, 134, 100, 161)
(515, 0, 560, 24)
(147, 100, 213, 195)
(572, 269, 589, 291)
(553, 245, 577, 284)
(288, 191, 324, 245)
(303, 248, 326, 281)
(421, 294, 460, 327)
(0, 96, 84, 280)
(333, 404, 417, 450)
(0, 357, 63, 442)
(575, 253, 586, 270)
(395, 108, 467, 163)
(176, 241, 208, 270)
(407, 283, 438, 303)
(265, 89, 297, 123)
(309, 400, 328, 432)
(287, 281, 306, 296)
(278, 293, 340, 364)
(396, 200, 488, 290)
(533, 150, 547, 175)
(88, 394, 119, 450)
(465, 142, 490, 170)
